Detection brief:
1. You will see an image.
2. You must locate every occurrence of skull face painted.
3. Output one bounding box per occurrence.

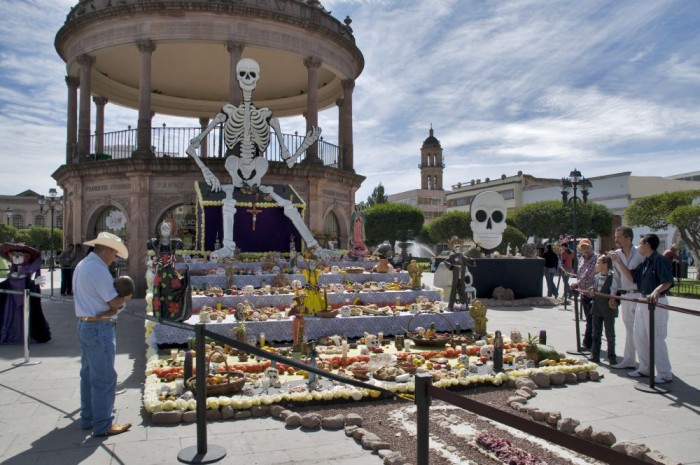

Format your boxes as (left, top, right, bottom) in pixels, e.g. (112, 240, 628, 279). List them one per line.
(236, 58, 260, 92)
(470, 191, 507, 250)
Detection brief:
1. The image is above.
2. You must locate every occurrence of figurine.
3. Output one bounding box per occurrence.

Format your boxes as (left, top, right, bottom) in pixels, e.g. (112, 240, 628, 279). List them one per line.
(469, 300, 488, 336)
(407, 259, 422, 290)
(301, 250, 326, 315)
(443, 236, 475, 310)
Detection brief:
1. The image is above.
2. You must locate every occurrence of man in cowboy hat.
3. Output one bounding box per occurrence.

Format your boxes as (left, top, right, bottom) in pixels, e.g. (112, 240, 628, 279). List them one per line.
(72, 232, 132, 436)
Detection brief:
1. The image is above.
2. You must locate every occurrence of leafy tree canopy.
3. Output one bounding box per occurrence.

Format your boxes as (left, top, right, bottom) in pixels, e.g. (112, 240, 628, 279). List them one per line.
(364, 183, 388, 208)
(511, 200, 613, 241)
(364, 203, 424, 249)
(627, 190, 700, 264)
(427, 211, 472, 244)
(0, 224, 18, 244)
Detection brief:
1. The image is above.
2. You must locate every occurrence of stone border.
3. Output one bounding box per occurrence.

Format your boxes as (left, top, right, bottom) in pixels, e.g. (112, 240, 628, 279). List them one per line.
(506, 373, 681, 465)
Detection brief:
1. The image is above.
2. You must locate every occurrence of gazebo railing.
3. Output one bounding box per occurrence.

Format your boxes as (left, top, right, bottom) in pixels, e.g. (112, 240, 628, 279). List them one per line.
(89, 124, 340, 167)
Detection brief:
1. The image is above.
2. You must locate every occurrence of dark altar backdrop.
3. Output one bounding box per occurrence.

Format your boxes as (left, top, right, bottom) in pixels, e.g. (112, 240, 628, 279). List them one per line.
(467, 258, 544, 299)
(196, 183, 303, 253)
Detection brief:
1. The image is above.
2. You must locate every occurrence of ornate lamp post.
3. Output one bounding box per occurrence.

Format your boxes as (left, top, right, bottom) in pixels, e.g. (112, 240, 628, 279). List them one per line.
(5, 207, 12, 225)
(561, 169, 592, 355)
(560, 169, 592, 270)
(38, 188, 62, 297)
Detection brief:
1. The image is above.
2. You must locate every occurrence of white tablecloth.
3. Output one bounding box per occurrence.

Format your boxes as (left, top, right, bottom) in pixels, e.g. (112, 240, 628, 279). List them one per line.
(190, 289, 441, 309)
(189, 271, 410, 289)
(152, 310, 474, 345)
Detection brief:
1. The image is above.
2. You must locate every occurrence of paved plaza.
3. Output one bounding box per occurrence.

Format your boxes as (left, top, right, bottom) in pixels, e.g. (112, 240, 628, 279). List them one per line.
(0, 272, 698, 464)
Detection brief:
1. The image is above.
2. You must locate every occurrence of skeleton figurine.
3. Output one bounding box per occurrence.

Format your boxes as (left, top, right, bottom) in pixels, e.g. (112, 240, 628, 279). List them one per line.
(187, 58, 322, 259)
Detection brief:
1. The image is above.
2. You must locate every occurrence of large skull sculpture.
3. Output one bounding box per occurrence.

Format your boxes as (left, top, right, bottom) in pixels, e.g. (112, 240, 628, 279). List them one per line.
(236, 58, 260, 92)
(470, 191, 507, 250)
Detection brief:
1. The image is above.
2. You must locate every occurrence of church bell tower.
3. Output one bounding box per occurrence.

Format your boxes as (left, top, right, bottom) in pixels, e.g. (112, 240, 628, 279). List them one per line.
(420, 126, 444, 190)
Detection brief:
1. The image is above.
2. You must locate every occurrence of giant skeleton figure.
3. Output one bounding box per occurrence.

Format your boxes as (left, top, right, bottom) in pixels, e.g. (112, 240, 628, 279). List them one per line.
(187, 58, 322, 259)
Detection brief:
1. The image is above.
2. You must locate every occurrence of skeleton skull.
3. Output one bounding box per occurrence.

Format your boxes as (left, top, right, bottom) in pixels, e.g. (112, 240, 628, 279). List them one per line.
(470, 191, 507, 250)
(480, 344, 494, 360)
(236, 58, 260, 92)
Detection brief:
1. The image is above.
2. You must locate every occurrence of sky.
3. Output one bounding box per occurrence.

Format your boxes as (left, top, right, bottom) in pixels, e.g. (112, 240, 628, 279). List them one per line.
(1, 0, 700, 202)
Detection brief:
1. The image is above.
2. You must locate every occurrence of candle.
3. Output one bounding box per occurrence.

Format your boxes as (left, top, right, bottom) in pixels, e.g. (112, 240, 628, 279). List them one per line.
(377, 332, 384, 344)
(259, 332, 266, 348)
(174, 378, 184, 395)
(341, 340, 348, 358)
(170, 349, 178, 360)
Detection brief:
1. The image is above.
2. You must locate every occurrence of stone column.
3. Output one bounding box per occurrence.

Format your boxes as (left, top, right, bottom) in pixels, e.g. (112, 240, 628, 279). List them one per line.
(335, 98, 344, 169)
(199, 117, 209, 158)
(133, 40, 156, 158)
(93, 96, 108, 155)
(76, 55, 95, 160)
(340, 79, 355, 171)
(226, 41, 244, 106)
(126, 172, 151, 297)
(65, 76, 79, 164)
(303, 56, 322, 164)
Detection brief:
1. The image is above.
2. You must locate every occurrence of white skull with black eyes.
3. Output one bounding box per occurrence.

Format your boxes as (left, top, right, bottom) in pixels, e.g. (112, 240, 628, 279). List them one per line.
(470, 191, 507, 250)
(236, 58, 260, 92)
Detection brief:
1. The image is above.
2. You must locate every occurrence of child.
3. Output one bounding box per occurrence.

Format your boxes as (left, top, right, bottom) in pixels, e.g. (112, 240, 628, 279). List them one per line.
(587, 255, 619, 364)
(114, 275, 134, 297)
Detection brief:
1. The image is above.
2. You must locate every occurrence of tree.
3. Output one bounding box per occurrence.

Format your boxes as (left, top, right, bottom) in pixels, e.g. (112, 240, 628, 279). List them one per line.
(364, 183, 388, 208)
(364, 203, 424, 250)
(427, 211, 472, 244)
(0, 224, 18, 243)
(511, 200, 613, 241)
(494, 225, 528, 255)
(25, 227, 63, 253)
(626, 190, 700, 265)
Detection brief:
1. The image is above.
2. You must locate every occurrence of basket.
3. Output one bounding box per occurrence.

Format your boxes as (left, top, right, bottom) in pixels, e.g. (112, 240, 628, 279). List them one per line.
(315, 309, 339, 318)
(186, 349, 246, 396)
(405, 312, 455, 348)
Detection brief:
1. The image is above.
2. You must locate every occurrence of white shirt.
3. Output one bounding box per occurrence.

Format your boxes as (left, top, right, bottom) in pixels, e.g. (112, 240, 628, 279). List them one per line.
(73, 252, 119, 317)
(612, 246, 644, 292)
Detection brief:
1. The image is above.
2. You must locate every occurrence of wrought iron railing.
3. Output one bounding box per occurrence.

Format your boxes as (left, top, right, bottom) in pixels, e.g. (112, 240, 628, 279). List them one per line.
(89, 124, 340, 168)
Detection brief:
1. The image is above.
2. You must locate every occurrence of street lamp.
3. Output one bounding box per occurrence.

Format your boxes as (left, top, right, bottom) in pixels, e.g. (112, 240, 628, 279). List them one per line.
(5, 207, 12, 225)
(38, 188, 62, 297)
(561, 169, 592, 355)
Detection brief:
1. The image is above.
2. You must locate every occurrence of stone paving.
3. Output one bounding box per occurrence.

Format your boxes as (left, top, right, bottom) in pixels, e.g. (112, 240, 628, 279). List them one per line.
(0, 271, 698, 464)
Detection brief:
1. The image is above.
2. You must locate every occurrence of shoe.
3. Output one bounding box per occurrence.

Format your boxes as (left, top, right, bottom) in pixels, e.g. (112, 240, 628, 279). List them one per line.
(587, 356, 601, 363)
(654, 375, 672, 384)
(611, 360, 636, 369)
(98, 423, 132, 437)
(627, 370, 649, 378)
(608, 356, 618, 365)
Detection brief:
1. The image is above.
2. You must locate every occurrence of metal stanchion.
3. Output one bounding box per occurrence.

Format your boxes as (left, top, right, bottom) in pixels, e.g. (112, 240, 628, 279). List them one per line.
(415, 374, 432, 465)
(178, 324, 226, 464)
(12, 289, 42, 367)
(566, 293, 590, 356)
(636, 301, 668, 394)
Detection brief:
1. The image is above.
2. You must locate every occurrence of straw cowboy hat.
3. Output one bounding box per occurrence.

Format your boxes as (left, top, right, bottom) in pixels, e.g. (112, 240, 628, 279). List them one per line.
(84, 232, 129, 259)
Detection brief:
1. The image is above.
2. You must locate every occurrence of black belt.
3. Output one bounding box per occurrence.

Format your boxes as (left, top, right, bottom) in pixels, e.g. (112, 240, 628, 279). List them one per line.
(618, 290, 639, 295)
(78, 317, 116, 323)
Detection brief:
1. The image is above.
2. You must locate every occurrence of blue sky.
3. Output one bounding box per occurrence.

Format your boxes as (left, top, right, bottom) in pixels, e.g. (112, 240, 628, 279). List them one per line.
(1, 0, 699, 202)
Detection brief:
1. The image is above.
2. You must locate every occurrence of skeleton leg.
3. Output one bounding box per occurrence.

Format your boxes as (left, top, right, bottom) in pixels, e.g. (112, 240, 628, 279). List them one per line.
(212, 185, 236, 260)
(258, 185, 319, 249)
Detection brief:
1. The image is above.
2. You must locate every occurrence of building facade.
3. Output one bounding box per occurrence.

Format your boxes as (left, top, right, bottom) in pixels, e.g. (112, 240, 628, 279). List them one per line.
(52, 0, 367, 295)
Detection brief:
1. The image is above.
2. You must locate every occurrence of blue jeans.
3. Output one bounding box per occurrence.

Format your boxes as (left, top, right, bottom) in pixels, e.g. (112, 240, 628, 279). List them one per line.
(544, 267, 558, 298)
(78, 321, 117, 436)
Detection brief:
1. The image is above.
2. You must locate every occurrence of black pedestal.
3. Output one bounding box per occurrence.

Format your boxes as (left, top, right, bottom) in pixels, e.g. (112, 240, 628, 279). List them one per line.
(468, 258, 544, 299)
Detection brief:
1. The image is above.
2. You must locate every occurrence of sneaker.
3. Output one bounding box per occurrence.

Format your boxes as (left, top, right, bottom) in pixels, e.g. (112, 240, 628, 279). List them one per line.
(627, 370, 649, 378)
(611, 360, 636, 369)
(654, 375, 672, 384)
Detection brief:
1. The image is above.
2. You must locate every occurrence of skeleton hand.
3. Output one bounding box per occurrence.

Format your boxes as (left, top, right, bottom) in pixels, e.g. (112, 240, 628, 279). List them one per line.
(34, 276, 46, 286)
(201, 166, 221, 192)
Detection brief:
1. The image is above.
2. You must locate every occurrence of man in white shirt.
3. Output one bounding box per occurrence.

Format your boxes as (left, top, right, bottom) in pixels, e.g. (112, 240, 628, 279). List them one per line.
(610, 226, 644, 369)
(73, 232, 132, 436)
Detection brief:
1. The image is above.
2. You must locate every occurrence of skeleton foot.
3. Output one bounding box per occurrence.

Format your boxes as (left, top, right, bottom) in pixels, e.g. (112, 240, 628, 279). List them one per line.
(211, 241, 235, 260)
